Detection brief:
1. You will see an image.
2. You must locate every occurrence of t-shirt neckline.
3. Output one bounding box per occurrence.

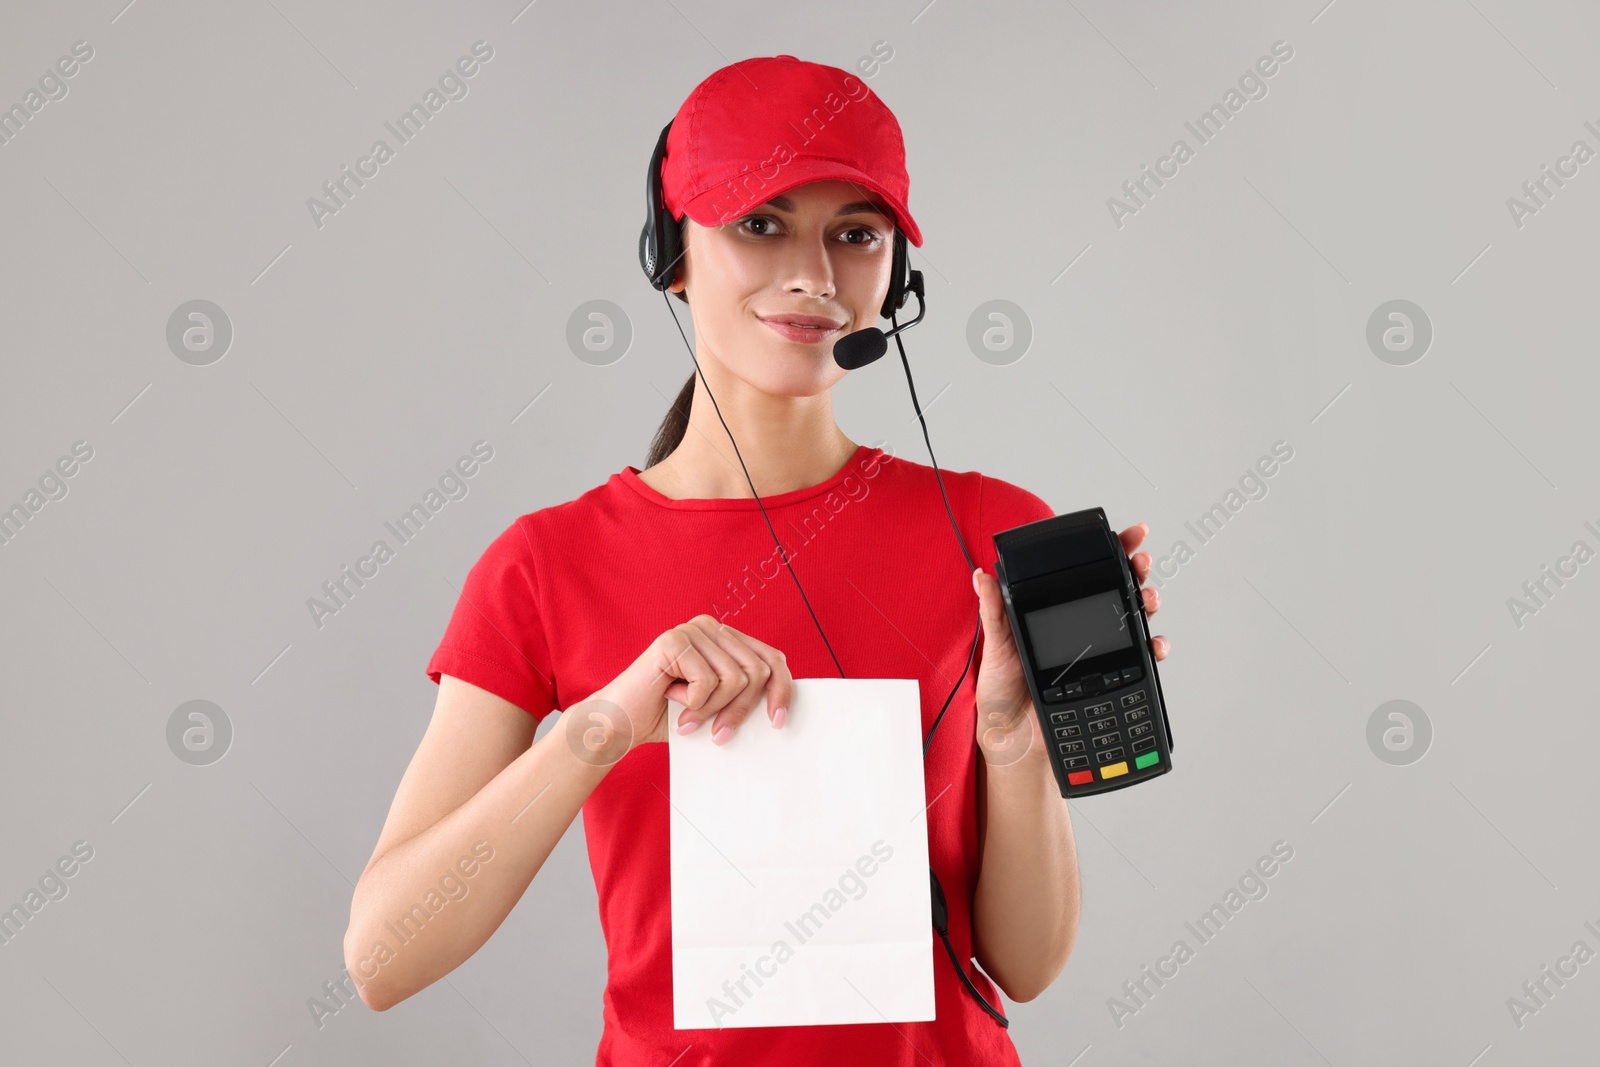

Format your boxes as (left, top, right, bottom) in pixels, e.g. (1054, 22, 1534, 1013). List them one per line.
(619, 444, 877, 512)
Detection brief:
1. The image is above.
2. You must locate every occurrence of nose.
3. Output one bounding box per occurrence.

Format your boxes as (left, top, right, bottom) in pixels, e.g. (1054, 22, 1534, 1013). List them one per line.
(781, 229, 835, 301)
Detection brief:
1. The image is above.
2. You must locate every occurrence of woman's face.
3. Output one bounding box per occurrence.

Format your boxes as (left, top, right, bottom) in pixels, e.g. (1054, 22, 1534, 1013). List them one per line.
(668, 179, 897, 398)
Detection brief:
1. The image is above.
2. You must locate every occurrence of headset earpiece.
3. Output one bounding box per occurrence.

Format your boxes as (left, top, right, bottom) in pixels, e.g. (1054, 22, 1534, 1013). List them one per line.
(879, 228, 907, 320)
(640, 121, 683, 296)
(879, 228, 925, 323)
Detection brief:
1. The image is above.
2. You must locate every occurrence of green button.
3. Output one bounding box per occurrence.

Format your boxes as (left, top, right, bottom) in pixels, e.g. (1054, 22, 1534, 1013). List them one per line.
(1134, 751, 1160, 769)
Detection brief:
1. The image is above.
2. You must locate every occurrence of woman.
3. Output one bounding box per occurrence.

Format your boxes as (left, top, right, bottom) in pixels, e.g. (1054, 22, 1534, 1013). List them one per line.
(344, 55, 1168, 1064)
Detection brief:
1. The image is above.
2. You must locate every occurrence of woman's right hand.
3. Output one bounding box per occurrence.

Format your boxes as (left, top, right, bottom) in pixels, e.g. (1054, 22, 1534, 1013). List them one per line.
(578, 615, 793, 755)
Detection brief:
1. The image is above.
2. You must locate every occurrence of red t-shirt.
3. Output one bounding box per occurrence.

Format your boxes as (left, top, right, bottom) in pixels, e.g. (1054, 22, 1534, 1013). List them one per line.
(426, 443, 1055, 1066)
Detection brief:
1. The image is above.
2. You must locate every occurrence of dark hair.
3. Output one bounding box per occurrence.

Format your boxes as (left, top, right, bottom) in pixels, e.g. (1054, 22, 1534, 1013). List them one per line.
(645, 217, 692, 468)
(645, 370, 696, 469)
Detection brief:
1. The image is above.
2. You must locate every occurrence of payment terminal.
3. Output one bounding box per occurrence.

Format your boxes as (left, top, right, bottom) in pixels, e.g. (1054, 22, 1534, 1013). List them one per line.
(993, 507, 1173, 798)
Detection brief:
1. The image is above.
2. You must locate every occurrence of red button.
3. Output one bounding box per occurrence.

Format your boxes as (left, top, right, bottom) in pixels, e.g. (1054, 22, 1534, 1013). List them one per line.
(1068, 769, 1094, 785)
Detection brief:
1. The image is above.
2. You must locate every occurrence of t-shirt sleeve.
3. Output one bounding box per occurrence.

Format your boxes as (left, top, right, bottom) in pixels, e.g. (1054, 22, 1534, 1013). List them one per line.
(975, 473, 1056, 571)
(425, 516, 559, 721)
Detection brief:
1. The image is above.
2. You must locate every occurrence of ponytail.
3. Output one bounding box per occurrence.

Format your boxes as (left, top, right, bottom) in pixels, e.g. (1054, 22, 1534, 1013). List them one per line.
(644, 219, 692, 468)
(645, 369, 696, 469)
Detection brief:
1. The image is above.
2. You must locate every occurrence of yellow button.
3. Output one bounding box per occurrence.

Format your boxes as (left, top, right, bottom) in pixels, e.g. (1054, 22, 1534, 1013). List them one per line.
(1100, 761, 1128, 778)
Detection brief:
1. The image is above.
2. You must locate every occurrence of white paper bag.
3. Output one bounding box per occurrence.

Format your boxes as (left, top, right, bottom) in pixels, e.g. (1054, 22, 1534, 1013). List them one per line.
(667, 677, 936, 1029)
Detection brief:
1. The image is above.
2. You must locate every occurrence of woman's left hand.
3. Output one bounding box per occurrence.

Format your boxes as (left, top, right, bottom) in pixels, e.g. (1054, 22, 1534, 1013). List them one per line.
(972, 521, 1170, 766)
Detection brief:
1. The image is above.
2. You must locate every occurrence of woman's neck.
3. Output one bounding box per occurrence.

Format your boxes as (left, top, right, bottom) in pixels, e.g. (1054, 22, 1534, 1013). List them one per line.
(640, 378, 859, 501)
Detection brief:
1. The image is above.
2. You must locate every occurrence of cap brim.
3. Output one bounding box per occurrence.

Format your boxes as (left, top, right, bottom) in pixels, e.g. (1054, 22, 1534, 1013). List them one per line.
(680, 157, 923, 248)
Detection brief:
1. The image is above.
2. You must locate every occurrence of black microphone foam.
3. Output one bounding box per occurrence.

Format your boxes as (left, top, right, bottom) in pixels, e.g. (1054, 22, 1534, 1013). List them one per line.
(832, 327, 888, 370)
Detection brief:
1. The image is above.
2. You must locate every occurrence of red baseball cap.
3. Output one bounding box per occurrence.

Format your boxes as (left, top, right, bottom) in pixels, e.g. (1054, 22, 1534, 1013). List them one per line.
(660, 55, 923, 248)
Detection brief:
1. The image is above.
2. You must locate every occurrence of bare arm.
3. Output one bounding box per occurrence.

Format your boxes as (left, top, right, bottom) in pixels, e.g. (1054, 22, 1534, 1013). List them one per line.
(968, 565, 1082, 1003)
(343, 675, 608, 1011)
(345, 616, 793, 1011)
(972, 743, 1081, 1003)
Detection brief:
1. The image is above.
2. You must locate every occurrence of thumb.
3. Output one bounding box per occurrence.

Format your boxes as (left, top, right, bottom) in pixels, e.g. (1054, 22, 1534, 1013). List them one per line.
(972, 567, 1015, 661)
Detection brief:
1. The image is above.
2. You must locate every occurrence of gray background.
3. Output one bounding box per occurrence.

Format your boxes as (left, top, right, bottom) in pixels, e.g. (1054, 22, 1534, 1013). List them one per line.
(1, 0, 1595, 1063)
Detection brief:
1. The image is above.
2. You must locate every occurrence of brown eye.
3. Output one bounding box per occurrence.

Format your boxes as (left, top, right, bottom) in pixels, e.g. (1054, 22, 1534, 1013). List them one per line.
(739, 216, 779, 236)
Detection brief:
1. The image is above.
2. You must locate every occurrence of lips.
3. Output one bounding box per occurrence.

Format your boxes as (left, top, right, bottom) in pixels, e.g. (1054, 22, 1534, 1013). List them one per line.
(758, 313, 846, 345)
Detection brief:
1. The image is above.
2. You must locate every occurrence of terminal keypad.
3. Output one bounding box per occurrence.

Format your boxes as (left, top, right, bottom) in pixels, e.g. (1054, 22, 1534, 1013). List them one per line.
(1039, 664, 1160, 784)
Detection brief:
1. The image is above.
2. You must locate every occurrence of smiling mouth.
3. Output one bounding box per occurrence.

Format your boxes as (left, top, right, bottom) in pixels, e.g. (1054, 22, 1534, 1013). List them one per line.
(760, 318, 845, 344)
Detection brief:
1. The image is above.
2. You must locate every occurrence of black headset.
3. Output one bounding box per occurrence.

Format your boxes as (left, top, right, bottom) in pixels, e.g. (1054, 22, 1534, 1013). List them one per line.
(639, 120, 917, 322)
(637, 119, 1011, 1030)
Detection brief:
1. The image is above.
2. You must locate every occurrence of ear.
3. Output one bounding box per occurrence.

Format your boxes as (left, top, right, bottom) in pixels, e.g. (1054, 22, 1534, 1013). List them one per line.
(668, 220, 689, 294)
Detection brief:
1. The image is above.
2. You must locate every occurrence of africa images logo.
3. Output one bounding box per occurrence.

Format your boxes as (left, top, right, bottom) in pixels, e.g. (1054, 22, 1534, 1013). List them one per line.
(305, 41, 495, 230)
(1106, 40, 1295, 229)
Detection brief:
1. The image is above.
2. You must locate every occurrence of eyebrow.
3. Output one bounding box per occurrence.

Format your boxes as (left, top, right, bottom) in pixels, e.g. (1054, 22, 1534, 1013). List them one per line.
(760, 194, 892, 219)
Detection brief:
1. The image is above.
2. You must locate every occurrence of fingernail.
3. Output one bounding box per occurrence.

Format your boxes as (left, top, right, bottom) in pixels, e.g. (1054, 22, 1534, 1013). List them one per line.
(677, 719, 700, 735)
(713, 724, 732, 745)
(972, 569, 981, 594)
(773, 706, 787, 729)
